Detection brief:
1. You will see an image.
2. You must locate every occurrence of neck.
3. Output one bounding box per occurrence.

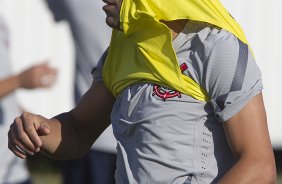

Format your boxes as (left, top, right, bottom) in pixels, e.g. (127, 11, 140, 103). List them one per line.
(160, 19, 188, 39)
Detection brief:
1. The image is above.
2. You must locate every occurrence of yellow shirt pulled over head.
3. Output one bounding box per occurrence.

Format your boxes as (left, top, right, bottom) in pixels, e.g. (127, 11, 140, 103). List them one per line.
(103, 0, 248, 102)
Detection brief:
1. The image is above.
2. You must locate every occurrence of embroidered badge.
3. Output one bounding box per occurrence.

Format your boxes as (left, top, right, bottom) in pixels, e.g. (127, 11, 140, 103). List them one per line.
(152, 63, 188, 101)
(152, 85, 181, 101)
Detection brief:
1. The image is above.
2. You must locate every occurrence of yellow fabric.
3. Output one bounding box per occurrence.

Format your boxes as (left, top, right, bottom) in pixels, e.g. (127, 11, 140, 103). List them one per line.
(103, 0, 248, 102)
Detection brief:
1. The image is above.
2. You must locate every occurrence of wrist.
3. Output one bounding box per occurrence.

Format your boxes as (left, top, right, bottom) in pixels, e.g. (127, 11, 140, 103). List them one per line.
(0, 75, 22, 98)
(11, 74, 22, 89)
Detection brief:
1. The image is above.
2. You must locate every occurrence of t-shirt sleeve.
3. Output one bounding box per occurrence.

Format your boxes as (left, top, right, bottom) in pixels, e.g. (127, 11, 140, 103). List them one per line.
(91, 49, 108, 82)
(45, 0, 68, 22)
(204, 32, 263, 122)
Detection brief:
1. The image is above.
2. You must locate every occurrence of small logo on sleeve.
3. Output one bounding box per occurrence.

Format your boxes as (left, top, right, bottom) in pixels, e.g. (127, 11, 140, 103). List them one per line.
(180, 63, 188, 73)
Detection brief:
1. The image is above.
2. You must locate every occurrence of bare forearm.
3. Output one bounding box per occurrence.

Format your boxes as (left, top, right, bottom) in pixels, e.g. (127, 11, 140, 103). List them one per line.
(41, 110, 111, 160)
(0, 75, 21, 98)
(1, 62, 57, 99)
(40, 112, 90, 160)
(8, 81, 114, 160)
(48, 81, 115, 159)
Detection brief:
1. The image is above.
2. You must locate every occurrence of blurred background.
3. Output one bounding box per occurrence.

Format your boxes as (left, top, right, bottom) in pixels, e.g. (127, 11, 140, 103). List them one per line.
(0, 0, 281, 183)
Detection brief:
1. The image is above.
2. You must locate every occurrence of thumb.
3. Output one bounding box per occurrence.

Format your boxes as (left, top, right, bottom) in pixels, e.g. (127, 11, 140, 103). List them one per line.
(37, 123, 50, 136)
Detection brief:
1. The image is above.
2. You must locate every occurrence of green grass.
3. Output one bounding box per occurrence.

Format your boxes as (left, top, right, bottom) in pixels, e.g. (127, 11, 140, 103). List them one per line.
(27, 154, 62, 184)
(275, 151, 282, 183)
(30, 172, 62, 184)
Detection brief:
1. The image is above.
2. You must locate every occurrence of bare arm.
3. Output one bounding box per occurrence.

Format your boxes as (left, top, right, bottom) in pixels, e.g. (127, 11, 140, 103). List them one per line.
(8, 81, 115, 160)
(218, 93, 276, 184)
(0, 62, 57, 98)
(0, 75, 21, 98)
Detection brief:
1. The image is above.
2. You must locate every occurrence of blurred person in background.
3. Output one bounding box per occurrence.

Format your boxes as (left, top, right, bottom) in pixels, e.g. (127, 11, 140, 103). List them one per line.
(44, 0, 116, 183)
(0, 13, 57, 184)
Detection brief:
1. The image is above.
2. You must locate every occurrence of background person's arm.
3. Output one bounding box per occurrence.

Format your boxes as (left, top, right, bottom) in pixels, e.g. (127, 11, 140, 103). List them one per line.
(218, 93, 276, 184)
(0, 62, 57, 99)
(8, 81, 115, 159)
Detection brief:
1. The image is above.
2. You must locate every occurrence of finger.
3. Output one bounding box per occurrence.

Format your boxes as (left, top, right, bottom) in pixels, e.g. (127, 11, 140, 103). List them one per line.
(11, 123, 37, 155)
(37, 124, 51, 136)
(8, 131, 27, 159)
(13, 118, 36, 151)
(9, 126, 35, 156)
(35, 115, 51, 136)
(21, 113, 43, 149)
(8, 142, 27, 159)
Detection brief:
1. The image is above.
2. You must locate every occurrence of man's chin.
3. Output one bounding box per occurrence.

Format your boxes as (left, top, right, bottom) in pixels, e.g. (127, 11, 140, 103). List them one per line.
(106, 18, 121, 31)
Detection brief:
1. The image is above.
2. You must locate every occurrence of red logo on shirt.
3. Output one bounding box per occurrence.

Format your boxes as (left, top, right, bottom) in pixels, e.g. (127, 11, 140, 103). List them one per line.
(152, 63, 187, 101)
(180, 63, 188, 72)
(152, 85, 181, 101)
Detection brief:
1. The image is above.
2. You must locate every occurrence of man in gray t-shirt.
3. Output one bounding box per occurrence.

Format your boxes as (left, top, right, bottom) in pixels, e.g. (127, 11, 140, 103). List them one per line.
(92, 21, 263, 183)
(8, 1, 276, 183)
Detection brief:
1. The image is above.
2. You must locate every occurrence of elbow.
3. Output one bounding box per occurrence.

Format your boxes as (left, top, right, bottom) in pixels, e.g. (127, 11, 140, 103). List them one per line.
(50, 141, 91, 160)
(257, 151, 277, 184)
(78, 142, 93, 157)
(262, 161, 277, 184)
(249, 157, 277, 184)
(231, 153, 277, 184)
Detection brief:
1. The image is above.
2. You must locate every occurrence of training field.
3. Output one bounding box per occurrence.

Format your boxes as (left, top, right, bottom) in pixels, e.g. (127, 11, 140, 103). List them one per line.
(28, 152, 282, 184)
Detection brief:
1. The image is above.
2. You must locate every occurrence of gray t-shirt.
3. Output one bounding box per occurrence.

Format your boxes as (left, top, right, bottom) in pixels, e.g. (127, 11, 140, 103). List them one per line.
(93, 21, 262, 183)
